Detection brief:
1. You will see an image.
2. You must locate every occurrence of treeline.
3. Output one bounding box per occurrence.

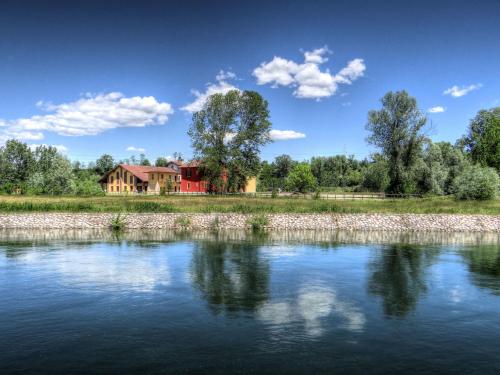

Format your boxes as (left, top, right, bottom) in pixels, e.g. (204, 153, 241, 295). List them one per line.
(258, 96, 499, 200)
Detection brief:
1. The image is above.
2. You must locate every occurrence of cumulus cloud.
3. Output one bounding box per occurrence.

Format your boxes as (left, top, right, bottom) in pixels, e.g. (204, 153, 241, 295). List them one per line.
(443, 84, 482, 97)
(0, 92, 173, 141)
(270, 129, 306, 140)
(126, 146, 146, 153)
(428, 106, 446, 113)
(253, 46, 366, 99)
(182, 70, 239, 113)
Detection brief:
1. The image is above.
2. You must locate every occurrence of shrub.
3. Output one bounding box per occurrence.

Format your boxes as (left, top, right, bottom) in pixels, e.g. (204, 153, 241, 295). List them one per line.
(271, 188, 278, 199)
(453, 165, 499, 200)
(247, 214, 269, 232)
(110, 213, 126, 231)
(175, 215, 191, 230)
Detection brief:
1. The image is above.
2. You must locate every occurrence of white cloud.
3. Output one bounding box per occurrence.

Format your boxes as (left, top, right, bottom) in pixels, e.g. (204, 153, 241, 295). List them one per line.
(126, 146, 146, 153)
(182, 71, 239, 113)
(270, 129, 306, 140)
(443, 84, 482, 97)
(253, 46, 366, 100)
(428, 106, 446, 113)
(0, 92, 173, 141)
(29, 144, 68, 154)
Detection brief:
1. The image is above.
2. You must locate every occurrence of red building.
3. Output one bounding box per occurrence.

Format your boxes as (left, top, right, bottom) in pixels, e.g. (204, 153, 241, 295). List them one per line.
(180, 161, 208, 192)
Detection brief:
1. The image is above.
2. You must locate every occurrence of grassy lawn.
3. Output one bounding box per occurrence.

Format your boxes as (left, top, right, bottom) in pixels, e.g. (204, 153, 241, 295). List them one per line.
(0, 195, 498, 215)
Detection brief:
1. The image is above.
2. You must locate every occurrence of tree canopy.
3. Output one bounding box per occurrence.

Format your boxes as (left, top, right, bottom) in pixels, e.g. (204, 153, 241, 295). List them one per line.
(366, 91, 427, 193)
(188, 90, 272, 192)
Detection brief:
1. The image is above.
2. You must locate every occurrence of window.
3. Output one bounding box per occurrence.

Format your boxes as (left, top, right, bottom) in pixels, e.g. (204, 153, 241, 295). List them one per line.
(186, 168, 191, 178)
(110, 186, 114, 192)
(169, 175, 172, 180)
(129, 175, 133, 184)
(187, 182, 191, 190)
(110, 176, 114, 183)
(161, 174, 164, 180)
(116, 171, 119, 180)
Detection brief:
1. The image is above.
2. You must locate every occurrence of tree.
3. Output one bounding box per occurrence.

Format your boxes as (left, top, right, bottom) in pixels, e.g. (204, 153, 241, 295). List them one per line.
(188, 90, 272, 192)
(460, 107, 500, 171)
(362, 154, 390, 192)
(28, 145, 74, 195)
(285, 163, 317, 193)
(0, 140, 35, 191)
(95, 154, 114, 176)
(165, 178, 174, 194)
(366, 91, 427, 194)
(139, 154, 151, 166)
(453, 165, 499, 200)
(155, 157, 168, 167)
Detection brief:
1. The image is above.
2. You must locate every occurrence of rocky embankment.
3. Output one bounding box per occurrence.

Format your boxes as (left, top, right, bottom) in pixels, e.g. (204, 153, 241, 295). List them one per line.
(0, 213, 498, 232)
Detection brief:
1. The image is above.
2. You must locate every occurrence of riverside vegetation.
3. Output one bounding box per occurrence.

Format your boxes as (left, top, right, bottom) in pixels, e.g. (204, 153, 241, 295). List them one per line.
(0, 91, 498, 207)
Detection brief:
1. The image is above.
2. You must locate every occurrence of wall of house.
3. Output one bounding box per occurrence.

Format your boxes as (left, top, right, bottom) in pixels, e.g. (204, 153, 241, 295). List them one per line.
(106, 166, 145, 193)
(148, 172, 181, 193)
(243, 177, 257, 193)
(180, 166, 206, 192)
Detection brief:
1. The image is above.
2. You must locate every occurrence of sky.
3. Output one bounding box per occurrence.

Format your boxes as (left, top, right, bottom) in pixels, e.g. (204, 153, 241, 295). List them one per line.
(0, 0, 499, 164)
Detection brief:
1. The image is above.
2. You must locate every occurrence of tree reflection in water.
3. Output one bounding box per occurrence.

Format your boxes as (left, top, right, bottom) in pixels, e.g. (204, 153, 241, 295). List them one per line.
(190, 236, 270, 314)
(461, 245, 500, 295)
(368, 244, 439, 317)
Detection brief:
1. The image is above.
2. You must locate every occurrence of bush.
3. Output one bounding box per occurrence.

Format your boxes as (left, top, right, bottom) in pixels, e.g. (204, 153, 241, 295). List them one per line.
(110, 213, 126, 231)
(175, 215, 191, 230)
(453, 165, 499, 200)
(247, 214, 269, 232)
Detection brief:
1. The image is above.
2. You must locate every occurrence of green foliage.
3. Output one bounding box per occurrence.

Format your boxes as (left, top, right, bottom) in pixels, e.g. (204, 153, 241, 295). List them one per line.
(285, 163, 317, 193)
(362, 155, 390, 192)
(95, 154, 114, 176)
(165, 178, 174, 194)
(311, 155, 365, 188)
(210, 216, 221, 232)
(175, 215, 191, 230)
(155, 157, 168, 167)
(460, 107, 500, 171)
(366, 91, 427, 193)
(110, 213, 126, 231)
(247, 214, 269, 232)
(188, 90, 272, 193)
(0, 140, 35, 191)
(453, 165, 499, 200)
(139, 153, 151, 166)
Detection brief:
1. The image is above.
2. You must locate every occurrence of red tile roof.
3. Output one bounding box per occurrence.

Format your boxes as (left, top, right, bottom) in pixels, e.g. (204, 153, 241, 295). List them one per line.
(119, 164, 178, 182)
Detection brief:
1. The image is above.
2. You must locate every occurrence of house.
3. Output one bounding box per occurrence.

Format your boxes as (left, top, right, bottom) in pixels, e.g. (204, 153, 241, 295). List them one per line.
(99, 164, 180, 193)
(99, 161, 256, 194)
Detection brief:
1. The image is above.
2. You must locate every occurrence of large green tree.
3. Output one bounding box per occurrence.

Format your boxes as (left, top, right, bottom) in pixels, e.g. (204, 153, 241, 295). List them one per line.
(0, 140, 35, 192)
(460, 107, 500, 171)
(188, 90, 272, 192)
(366, 91, 427, 194)
(95, 154, 115, 176)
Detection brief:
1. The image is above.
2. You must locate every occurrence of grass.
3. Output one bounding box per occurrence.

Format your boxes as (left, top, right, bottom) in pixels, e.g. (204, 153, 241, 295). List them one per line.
(0, 195, 498, 215)
(110, 213, 126, 231)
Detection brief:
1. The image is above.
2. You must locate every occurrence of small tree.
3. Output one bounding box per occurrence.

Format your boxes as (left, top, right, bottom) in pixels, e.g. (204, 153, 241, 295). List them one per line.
(453, 165, 499, 200)
(165, 178, 174, 194)
(155, 157, 168, 167)
(285, 163, 317, 193)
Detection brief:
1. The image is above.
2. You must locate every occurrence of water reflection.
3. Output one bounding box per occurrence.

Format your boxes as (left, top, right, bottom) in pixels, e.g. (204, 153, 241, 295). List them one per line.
(368, 244, 439, 317)
(258, 285, 366, 337)
(461, 245, 500, 295)
(190, 239, 270, 313)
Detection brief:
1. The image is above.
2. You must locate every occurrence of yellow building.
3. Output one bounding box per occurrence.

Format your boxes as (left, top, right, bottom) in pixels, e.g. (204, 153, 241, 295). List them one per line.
(99, 164, 180, 193)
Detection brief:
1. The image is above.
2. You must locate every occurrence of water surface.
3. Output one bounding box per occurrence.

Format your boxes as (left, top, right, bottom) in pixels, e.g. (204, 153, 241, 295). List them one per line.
(1, 230, 499, 374)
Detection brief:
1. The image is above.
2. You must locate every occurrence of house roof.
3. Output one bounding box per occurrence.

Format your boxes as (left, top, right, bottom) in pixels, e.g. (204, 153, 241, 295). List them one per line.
(181, 160, 202, 168)
(99, 164, 178, 183)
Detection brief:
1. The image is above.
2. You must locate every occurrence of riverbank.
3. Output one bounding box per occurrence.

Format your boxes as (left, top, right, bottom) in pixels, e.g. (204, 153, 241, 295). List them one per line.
(0, 213, 498, 232)
(0, 195, 498, 215)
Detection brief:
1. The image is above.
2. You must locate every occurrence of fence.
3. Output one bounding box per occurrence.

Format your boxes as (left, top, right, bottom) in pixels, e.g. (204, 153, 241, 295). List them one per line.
(106, 191, 423, 200)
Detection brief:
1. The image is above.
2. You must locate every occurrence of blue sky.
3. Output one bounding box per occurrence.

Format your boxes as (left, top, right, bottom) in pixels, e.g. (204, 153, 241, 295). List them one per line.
(0, 0, 499, 163)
